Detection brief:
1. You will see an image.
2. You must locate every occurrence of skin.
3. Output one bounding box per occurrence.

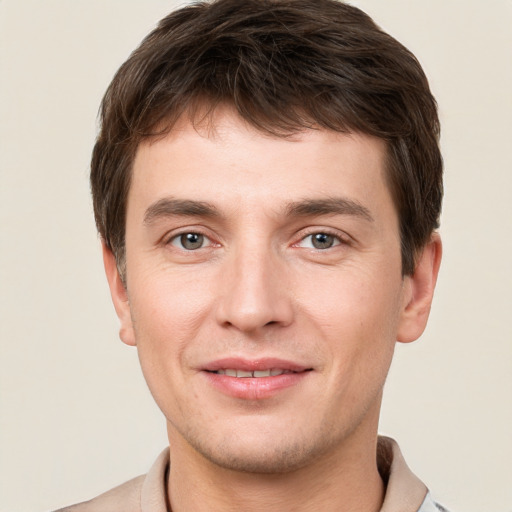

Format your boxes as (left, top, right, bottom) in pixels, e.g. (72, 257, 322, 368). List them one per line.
(104, 107, 441, 512)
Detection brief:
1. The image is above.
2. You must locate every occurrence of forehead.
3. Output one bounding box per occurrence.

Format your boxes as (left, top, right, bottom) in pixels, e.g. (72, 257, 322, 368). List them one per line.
(128, 108, 393, 222)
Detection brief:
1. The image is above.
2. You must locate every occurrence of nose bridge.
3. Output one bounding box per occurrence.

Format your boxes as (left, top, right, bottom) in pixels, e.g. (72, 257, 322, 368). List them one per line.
(216, 237, 292, 333)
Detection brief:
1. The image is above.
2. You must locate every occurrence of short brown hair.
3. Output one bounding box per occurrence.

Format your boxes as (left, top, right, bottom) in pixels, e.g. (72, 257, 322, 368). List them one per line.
(91, 0, 442, 276)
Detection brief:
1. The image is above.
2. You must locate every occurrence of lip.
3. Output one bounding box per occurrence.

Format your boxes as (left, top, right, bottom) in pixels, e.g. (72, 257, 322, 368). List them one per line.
(200, 357, 312, 400)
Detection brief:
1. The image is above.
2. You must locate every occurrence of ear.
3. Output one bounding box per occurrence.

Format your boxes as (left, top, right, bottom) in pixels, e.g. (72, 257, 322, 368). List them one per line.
(397, 233, 442, 343)
(102, 241, 136, 346)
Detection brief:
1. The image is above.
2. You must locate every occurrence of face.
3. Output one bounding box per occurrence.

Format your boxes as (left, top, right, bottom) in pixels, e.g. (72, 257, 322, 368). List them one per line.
(106, 108, 439, 474)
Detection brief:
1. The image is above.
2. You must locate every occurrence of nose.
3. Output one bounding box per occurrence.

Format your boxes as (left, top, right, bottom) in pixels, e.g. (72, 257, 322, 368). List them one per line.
(215, 244, 294, 334)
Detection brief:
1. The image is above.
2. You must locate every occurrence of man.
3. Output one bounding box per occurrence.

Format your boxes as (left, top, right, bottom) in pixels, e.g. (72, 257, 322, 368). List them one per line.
(59, 0, 446, 510)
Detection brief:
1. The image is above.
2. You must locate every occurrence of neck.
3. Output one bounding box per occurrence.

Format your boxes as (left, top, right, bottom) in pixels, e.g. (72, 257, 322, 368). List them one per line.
(166, 420, 385, 512)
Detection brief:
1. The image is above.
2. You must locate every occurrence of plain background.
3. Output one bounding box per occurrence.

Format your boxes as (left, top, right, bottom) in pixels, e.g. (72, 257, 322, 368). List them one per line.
(1, 1, 511, 511)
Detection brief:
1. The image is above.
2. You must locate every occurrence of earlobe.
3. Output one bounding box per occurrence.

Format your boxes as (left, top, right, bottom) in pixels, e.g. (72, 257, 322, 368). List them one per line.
(102, 242, 136, 346)
(396, 233, 442, 344)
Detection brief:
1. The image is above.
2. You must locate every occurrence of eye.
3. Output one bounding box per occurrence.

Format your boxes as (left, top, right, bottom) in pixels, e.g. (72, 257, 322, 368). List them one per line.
(298, 232, 342, 250)
(170, 232, 210, 250)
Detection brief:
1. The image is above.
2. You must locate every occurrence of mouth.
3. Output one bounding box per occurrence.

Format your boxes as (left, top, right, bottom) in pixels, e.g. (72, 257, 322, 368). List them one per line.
(201, 358, 313, 399)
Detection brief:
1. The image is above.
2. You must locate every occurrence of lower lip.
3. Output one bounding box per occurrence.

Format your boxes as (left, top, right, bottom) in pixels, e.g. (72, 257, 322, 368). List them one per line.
(202, 371, 310, 400)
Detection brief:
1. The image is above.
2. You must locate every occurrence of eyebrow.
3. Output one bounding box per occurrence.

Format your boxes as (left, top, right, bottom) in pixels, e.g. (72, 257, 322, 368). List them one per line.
(143, 196, 374, 225)
(284, 197, 374, 222)
(144, 198, 221, 225)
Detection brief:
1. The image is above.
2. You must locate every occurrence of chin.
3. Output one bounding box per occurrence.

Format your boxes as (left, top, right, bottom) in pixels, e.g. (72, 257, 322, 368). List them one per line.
(199, 440, 317, 474)
(180, 421, 341, 475)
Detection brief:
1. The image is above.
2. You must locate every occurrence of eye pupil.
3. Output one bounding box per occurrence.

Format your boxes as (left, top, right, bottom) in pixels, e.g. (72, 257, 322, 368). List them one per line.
(312, 233, 334, 249)
(181, 233, 204, 250)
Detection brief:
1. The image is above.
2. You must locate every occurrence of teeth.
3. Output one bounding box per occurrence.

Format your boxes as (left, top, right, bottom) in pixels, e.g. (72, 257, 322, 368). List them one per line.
(215, 369, 291, 378)
(253, 370, 271, 377)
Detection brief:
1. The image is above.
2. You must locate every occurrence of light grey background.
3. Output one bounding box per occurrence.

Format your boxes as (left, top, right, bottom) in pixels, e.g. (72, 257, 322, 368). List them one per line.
(1, 1, 511, 511)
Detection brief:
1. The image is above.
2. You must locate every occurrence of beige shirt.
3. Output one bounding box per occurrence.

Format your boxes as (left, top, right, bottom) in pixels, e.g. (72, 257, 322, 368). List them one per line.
(55, 437, 446, 512)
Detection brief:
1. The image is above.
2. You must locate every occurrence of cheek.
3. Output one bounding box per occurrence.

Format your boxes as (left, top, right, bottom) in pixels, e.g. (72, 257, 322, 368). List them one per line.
(296, 265, 403, 372)
(298, 263, 402, 329)
(126, 269, 213, 394)
(129, 263, 213, 335)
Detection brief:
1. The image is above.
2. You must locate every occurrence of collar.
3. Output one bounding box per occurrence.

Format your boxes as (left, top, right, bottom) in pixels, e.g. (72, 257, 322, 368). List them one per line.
(377, 436, 428, 512)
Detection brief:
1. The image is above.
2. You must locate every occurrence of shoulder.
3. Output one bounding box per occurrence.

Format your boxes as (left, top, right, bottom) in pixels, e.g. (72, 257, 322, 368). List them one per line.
(53, 474, 145, 512)
(52, 448, 170, 512)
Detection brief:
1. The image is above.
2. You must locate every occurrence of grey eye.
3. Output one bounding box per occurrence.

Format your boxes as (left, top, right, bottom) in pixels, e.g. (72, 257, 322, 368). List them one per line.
(172, 233, 205, 250)
(311, 233, 336, 249)
(297, 232, 341, 250)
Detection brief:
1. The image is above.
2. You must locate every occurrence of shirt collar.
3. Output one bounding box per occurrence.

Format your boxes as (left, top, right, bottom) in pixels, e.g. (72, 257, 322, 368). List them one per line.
(377, 436, 428, 512)
(141, 447, 170, 512)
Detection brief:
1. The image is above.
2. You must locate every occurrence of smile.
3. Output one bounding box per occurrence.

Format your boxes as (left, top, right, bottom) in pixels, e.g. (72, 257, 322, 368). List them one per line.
(202, 361, 312, 400)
